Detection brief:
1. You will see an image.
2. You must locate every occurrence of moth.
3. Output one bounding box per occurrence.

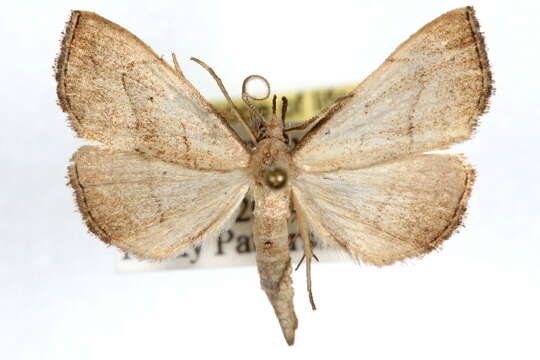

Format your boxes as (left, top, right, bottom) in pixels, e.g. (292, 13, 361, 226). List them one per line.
(56, 6, 492, 345)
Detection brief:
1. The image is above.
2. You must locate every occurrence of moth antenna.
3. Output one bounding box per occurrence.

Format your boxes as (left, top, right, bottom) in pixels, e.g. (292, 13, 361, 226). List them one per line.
(242, 75, 270, 127)
(281, 96, 288, 127)
(171, 53, 184, 77)
(190, 57, 257, 144)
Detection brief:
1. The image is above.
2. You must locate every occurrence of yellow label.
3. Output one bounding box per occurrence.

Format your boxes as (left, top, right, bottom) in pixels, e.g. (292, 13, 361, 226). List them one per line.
(211, 84, 356, 124)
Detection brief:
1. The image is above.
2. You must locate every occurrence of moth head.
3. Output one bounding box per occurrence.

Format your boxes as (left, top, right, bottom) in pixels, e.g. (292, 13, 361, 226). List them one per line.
(263, 94, 288, 141)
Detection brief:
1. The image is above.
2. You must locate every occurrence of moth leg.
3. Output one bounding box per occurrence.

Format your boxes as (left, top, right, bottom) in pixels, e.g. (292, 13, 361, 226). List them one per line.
(171, 53, 184, 77)
(295, 253, 305, 271)
(217, 109, 238, 121)
(293, 196, 317, 311)
(284, 94, 354, 133)
(284, 114, 321, 133)
(288, 213, 297, 224)
(294, 251, 320, 271)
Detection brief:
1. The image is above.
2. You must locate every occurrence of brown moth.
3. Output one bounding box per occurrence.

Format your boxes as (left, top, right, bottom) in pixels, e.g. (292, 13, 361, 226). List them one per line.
(56, 6, 492, 345)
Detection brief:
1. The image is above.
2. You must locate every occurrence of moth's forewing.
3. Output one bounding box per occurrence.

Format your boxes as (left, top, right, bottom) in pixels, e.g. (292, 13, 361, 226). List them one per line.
(293, 7, 492, 173)
(57, 11, 250, 171)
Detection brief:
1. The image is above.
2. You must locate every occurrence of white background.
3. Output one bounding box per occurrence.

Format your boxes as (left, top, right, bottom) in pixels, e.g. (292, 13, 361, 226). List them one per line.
(1, 0, 539, 359)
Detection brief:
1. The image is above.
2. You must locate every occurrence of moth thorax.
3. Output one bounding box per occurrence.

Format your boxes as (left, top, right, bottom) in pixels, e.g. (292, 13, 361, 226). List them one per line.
(264, 168, 287, 189)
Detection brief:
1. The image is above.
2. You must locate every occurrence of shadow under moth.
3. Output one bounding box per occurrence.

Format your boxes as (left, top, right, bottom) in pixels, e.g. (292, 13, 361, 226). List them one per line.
(55, 6, 492, 345)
